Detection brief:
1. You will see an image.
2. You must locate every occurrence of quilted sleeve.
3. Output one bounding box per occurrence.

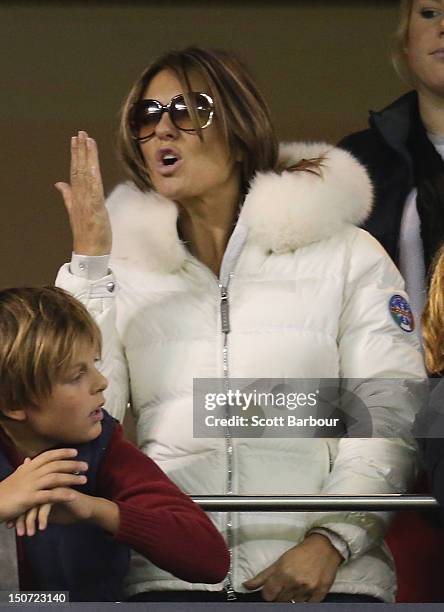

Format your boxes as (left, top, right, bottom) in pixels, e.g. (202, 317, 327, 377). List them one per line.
(308, 228, 426, 559)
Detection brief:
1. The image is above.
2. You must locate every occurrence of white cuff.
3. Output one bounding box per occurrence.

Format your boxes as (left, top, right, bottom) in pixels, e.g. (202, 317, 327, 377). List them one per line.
(70, 253, 110, 280)
(308, 528, 350, 562)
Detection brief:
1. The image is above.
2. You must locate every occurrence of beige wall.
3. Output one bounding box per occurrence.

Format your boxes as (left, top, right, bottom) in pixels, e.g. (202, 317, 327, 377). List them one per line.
(1, 2, 404, 286)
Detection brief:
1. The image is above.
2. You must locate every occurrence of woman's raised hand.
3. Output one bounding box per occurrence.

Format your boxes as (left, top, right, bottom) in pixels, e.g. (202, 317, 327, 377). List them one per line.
(55, 131, 112, 256)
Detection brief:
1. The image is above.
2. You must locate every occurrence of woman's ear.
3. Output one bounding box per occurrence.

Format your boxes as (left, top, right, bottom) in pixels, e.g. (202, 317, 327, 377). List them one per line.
(234, 145, 243, 163)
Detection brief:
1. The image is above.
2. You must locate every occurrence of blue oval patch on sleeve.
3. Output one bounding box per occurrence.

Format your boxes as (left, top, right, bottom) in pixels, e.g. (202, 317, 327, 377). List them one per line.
(389, 294, 415, 333)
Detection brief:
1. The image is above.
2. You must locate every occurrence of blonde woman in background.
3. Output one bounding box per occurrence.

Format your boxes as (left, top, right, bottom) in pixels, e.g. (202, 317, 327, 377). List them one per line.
(419, 247, 444, 516)
(423, 246, 444, 374)
(341, 4, 444, 600)
(340, 0, 444, 333)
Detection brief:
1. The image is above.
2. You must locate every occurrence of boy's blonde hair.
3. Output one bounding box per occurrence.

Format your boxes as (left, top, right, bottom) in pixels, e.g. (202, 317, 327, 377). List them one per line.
(0, 287, 101, 410)
(423, 246, 444, 373)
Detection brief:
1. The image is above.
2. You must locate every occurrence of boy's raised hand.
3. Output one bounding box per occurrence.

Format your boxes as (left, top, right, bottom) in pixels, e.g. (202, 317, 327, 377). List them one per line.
(12, 490, 92, 537)
(11, 490, 119, 537)
(11, 500, 53, 537)
(0, 449, 88, 523)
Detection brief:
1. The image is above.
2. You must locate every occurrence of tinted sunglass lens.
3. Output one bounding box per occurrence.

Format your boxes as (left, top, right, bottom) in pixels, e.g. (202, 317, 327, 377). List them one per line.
(171, 94, 212, 131)
(171, 96, 193, 131)
(131, 101, 162, 139)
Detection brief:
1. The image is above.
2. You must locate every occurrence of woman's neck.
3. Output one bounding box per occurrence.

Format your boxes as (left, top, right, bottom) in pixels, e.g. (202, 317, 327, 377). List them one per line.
(418, 90, 444, 136)
(177, 182, 242, 278)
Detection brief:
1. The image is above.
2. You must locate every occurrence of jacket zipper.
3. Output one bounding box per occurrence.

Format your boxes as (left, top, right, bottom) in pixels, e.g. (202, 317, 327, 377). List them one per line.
(220, 280, 237, 601)
(188, 222, 247, 600)
(217, 222, 247, 601)
(326, 441, 333, 472)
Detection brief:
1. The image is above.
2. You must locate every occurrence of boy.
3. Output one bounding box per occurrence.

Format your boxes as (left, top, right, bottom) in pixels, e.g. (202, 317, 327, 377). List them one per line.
(0, 287, 229, 601)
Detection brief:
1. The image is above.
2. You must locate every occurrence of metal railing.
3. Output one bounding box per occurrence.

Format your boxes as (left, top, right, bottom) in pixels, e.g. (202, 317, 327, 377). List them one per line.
(192, 495, 439, 511)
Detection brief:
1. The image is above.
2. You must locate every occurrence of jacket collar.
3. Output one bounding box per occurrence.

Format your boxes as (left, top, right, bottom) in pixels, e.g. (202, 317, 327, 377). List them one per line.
(107, 141, 372, 273)
(369, 90, 418, 169)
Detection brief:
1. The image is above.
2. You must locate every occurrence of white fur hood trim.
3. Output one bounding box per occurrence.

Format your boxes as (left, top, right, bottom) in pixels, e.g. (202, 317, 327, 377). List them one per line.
(107, 184, 187, 273)
(242, 142, 373, 254)
(107, 142, 372, 272)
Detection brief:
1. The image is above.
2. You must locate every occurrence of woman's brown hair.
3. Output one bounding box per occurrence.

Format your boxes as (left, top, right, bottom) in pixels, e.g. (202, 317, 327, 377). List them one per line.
(118, 46, 322, 193)
(423, 245, 444, 373)
(118, 47, 278, 193)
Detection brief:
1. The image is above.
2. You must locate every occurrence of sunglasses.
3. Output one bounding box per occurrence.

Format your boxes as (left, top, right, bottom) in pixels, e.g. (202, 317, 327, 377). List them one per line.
(130, 92, 214, 141)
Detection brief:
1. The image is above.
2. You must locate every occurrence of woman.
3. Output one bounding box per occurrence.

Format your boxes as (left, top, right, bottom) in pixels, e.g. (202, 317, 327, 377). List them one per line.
(339, 0, 444, 330)
(55, 47, 424, 603)
(417, 246, 444, 535)
(339, 8, 444, 599)
(423, 243, 444, 369)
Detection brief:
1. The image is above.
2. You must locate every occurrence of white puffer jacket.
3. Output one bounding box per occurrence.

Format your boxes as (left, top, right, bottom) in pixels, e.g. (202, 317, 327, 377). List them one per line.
(57, 142, 425, 602)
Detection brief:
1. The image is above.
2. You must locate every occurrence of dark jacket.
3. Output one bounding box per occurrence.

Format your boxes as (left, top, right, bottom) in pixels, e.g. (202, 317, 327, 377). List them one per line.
(0, 412, 130, 602)
(338, 91, 418, 266)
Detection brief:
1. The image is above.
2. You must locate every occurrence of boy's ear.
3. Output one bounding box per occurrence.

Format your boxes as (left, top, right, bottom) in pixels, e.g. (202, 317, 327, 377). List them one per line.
(0, 406, 27, 422)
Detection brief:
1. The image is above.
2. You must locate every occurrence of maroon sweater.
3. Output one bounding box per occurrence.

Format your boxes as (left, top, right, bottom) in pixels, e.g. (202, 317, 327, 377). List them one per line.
(0, 425, 229, 588)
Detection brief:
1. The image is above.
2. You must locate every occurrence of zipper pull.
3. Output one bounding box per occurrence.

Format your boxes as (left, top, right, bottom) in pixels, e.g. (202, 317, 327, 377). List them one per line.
(224, 577, 237, 601)
(220, 286, 230, 334)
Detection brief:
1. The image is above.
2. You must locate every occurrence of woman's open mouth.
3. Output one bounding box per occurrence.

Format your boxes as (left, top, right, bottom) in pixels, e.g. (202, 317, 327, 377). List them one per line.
(155, 148, 183, 175)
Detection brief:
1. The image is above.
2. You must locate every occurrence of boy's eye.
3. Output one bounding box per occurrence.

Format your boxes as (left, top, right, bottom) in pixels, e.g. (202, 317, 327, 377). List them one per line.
(69, 370, 85, 383)
(420, 8, 441, 18)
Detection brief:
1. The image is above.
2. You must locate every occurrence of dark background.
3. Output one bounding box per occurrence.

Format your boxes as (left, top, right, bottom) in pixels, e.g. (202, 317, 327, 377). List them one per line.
(1, 1, 403, 286)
